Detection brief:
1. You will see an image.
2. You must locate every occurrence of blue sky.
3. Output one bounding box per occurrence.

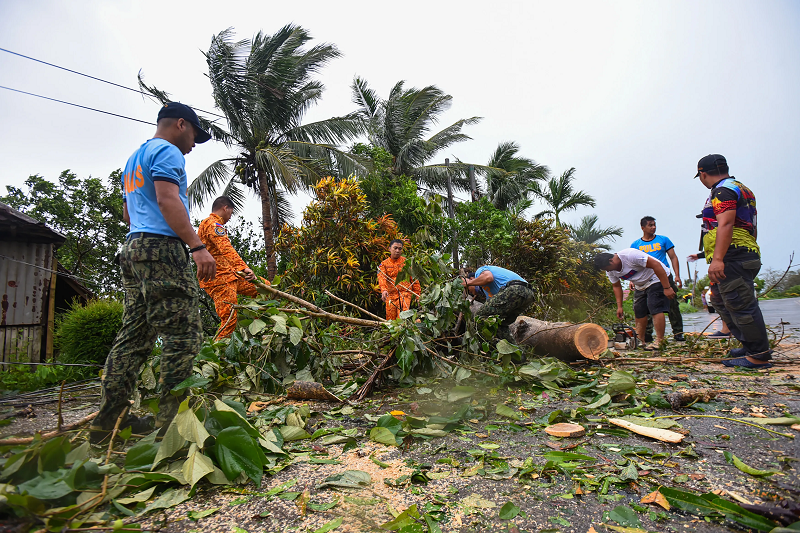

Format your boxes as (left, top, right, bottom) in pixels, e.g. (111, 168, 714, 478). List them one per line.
(1, 0, 798, 278)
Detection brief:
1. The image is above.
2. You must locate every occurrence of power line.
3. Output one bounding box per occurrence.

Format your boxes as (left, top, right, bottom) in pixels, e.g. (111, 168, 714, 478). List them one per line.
(0, 253, 98, 287)
(0, 47, 227, 120)
(0, 85, 155, 125)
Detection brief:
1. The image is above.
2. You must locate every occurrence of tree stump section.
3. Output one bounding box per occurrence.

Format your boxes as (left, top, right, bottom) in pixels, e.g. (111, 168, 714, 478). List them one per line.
(510, 316, 607, 362)
(545, 423, 586, 437)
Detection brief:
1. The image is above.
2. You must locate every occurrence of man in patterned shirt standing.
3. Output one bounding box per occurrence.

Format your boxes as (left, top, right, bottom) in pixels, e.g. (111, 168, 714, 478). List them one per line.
(198, 196, 266, 339)
(696, 154, 772, 368)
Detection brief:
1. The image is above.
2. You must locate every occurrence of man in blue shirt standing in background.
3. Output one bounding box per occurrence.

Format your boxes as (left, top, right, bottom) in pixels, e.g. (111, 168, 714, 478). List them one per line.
(90, 102, 217, 444)
(631, 216, 684, 341)
(463, 265, 536, 342)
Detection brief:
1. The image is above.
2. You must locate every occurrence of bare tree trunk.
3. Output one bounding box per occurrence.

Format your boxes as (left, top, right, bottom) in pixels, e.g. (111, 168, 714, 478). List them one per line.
(258, 170, 277, 279)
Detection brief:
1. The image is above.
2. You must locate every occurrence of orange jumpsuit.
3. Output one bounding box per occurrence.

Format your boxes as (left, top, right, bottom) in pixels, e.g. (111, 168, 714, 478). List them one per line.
(198, 213, 266, 338)
(377, 256, 421, 320)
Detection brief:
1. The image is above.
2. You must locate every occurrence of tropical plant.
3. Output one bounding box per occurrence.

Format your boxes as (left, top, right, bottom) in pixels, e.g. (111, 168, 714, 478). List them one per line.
(482, 141, 549, 212)
(351, 77, 481, 192)
(531, 168, 596, 226)
(275, 176, 402, 312)
(565, 214, 623, 251)
(2, 171, 127, 296)
(447, 198, 515, 268)
(139, 25, 365, 278)
(354, 143, 445, 239)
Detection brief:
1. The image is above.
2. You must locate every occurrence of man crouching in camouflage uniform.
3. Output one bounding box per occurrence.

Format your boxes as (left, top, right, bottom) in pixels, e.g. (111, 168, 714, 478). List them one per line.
(463, 266, 536, 342)
(90, 103, 217, 444)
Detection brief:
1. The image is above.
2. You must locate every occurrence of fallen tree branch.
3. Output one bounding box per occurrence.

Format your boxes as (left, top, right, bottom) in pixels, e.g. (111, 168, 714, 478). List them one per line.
(240, 274, 383, 328)
(325, 290, 386, 322)
(0, 411, 98, 446)
(652, 414, 795, 439)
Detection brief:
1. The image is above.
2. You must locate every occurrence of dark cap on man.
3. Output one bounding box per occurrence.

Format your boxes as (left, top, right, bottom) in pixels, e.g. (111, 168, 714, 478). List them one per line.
(694, 154, 727, 177)
(157, 102, 212, 144)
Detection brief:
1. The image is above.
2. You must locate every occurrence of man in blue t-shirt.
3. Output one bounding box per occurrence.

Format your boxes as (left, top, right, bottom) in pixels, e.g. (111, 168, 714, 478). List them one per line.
(91, 102, 217, 444)
(463, 265, 535, 342)
(631, 216, 684, 341)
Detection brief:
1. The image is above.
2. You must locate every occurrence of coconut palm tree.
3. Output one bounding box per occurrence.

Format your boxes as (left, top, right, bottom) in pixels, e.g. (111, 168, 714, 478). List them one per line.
(482, 141, 549, 212)
(351, 77, 481, 192)
(566, 214, 623, 250)
(140, 26, 365, 278)
(531, 168, 595, 226)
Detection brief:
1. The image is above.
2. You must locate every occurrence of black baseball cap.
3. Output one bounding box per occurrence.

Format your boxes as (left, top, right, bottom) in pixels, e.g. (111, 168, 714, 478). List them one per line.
(157, 102, 211, 144)
(694, 154, 727, 178)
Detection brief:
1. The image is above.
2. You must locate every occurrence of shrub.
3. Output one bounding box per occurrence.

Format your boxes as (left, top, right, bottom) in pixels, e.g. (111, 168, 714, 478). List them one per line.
(276, 176, 403, 311)
(55, 299, 123, 365)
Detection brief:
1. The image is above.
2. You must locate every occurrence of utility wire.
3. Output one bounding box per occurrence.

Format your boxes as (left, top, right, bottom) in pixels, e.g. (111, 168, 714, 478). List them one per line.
(0, 85, 155, 125)
(0, 47, 227, 120)
(0, 253, 98, 287)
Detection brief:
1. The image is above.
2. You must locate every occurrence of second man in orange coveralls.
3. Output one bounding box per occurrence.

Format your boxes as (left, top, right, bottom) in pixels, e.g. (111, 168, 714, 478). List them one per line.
(198, 196, 266, 338)
(377, 239, 420, 320)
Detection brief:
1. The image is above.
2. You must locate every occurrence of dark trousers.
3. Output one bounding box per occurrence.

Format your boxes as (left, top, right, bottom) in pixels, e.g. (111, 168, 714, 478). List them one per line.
(643, 274, 683, 340)
(709, 248, 771, 360)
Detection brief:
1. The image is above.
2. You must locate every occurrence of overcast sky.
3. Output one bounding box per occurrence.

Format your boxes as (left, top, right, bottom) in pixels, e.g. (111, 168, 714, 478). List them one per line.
(1, 0, 798, 279)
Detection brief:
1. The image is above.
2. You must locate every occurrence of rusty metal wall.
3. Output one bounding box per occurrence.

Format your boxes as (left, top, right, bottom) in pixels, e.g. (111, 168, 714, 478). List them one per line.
(0, 242, 53, 364)
(0, 241, 53, 326)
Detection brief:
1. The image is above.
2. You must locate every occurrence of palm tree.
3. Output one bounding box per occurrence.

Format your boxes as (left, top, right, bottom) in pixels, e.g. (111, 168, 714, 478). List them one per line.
(351, 77, 481, 192)
(531, 168, 595, 226)
(482, 141, 549, 212)
(566, 214, 623, 250)
(140, 26, 365, 278)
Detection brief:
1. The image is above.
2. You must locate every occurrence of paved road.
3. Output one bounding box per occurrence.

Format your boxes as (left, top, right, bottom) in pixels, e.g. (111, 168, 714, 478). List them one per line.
(681, 297, 800, 339)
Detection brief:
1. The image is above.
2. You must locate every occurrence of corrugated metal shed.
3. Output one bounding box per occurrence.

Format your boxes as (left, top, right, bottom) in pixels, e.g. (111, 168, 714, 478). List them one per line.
(0, 202, 66, 365)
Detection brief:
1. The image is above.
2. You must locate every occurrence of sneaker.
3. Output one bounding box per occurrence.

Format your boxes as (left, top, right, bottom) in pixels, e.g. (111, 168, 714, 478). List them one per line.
(708, 331, 732, 338)
(674, 333, 685, 342)
(90, 414, 154, 444)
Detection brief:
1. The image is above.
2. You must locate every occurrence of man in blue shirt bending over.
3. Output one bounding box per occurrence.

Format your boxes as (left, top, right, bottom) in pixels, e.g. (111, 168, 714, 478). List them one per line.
(631, 216, 684, 341)
(463, 265, 536, 342)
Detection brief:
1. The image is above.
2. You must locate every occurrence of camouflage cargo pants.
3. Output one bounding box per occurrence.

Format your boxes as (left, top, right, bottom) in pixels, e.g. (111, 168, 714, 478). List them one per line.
(475, 283, 536, 341)
(94, 236, 202, 430)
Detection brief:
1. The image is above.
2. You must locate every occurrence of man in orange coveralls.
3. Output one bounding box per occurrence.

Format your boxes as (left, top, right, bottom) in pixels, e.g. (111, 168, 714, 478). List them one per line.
(198, 196, 266, 338)
(377, 239, 421, 320)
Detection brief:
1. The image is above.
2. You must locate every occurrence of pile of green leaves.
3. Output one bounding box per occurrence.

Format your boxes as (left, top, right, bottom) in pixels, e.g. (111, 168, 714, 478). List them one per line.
(0, 397, 297, 529)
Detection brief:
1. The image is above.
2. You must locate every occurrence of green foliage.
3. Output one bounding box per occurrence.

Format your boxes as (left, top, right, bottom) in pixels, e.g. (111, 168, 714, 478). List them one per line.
(482, 141, 549, 212)
(565, 214, 623, 251)
(351, 76, 481, 192)
(1, 170, 127, 296)
(276, 176, 402, 310)
(144, 25, 364, 278)
(354, 144, 442, 238)
(0, 398, 299, 527)
(55, 299, 123, 366)
(531, 168, 595, 227)
(448, 198, 514, 267)
(0, 364, 90, 393)
(500, 217, 610, 320)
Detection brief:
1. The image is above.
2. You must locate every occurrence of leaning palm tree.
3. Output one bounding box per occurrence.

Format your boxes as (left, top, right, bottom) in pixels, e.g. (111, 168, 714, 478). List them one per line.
(531, 168, 596, 226)
(140, 26, 365, 278)
(482, 141, 549, 212)
(566, 214, 623, 250)
(351, 77, 481, 192)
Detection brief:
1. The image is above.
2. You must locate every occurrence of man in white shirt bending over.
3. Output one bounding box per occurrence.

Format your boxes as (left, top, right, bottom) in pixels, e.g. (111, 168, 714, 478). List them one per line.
(595, 249, 675, 349)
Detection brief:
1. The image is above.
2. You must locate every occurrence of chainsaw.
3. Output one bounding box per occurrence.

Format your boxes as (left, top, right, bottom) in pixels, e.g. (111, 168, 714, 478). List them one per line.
(612, 324, 638, 350)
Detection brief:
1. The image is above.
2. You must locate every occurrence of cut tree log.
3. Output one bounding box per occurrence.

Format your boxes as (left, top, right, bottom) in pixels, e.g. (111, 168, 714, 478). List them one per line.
(545, 423, 586, 437)
(510, 316, 608, 361)
(608, 417, 685, 443)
